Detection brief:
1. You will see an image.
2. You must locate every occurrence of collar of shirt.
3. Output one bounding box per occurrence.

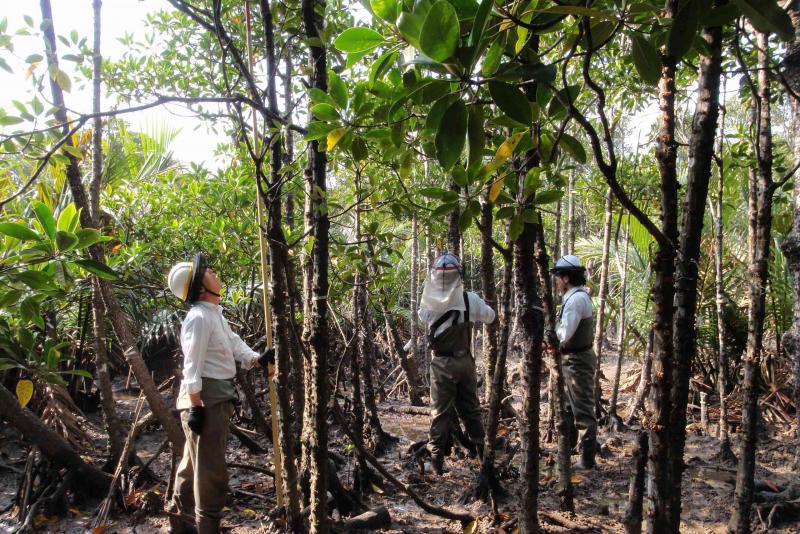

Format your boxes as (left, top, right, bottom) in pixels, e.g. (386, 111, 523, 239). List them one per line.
(194, 301, 222, 313)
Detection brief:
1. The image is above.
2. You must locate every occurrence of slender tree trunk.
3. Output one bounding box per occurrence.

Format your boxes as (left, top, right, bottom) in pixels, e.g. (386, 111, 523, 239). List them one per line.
(480, 198, 499, 403)
(711, 87, 735, 460)
(89, 0, 126, 463)
(730, 31, 775, 534)
(667, 13, 724, 529)
(410, 212, 420, 372)
(593, 188, 613, 416)
(0, 384, 111, 494)
(302, 0, 330, 526)
(566, 173, 575, 255)
(534, 218, 574, 512)
(646, 0, 680, 529)
(624, 430, 648, 534)
(258, 0, 301, 525)
(609, 213, 631, 429)
(39, 0, 185, 452)
(447, 181, 462, 257)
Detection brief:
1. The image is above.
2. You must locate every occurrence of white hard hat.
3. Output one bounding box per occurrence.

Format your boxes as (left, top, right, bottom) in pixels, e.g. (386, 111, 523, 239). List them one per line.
(168, 261, 193, 301)
(552, 254, 585, 273)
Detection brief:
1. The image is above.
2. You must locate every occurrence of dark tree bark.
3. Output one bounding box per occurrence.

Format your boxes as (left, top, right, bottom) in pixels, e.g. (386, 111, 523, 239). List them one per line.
(730, 30, 776, 534)
(302, 0, 330, 527)
(0, 384, 111, 495)
(667, 11, 724, 528)
(624, 430, 648, 534)
(626, 328, 654, 426)
(534, 218, 574, 512)
(646, 1, 680, 530)
(410, 212, 421, 372)
(39, 0, 185, 452)
(258, 0, 302, 526)
(447, 181, 462, 257)
(566, 172, 575, 255)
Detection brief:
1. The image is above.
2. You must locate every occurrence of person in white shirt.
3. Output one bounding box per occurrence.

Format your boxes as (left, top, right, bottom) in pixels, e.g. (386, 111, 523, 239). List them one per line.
(166, 254, 272, 534)
(549, 254, 597, 469)
(419, 253, 496, 475)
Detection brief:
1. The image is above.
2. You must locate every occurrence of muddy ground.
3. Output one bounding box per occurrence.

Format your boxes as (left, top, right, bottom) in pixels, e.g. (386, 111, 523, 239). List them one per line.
(0, 349, 797, 533)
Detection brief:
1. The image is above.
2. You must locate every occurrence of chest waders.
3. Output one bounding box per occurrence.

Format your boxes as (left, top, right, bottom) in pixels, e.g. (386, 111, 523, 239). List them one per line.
(427, 293, 486, 472)
(557, 288, 598, 466)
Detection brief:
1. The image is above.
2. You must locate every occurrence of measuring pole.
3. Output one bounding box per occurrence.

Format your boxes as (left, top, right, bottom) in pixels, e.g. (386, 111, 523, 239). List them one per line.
(245, 0, 284, 509)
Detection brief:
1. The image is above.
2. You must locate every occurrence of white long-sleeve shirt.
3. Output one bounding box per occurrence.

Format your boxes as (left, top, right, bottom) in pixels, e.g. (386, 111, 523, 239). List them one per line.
(556, 286, 593, 343)
(419, 291, 496, 337)
(177, 301, 260, 401)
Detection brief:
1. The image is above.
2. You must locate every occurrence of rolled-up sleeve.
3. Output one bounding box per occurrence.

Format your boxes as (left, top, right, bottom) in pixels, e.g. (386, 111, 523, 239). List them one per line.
(181, 313, 210, 394)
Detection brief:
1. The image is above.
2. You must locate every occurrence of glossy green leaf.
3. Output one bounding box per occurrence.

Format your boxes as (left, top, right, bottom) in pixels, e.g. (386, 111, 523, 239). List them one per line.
(351, 136, 368, 161)
(328, 71, 349, 109)
(20, 297, 43, 329)
(0, 222, 40, 241)
(630, 35, 660, 85)
(534, 188, 564, 205)
(15, 269, 54, 290)
(311, 103, 340, 121)
(420, 1, 459, 62)
(733, 0, 793, 41)
(467, 105, 485, 168)
(482, 39, 503, 77)
(55, 230, 78, 252)
(559, 133, 587, 164)
(488, 81, 531, 126)
(435, 100, 468, 170)
(75, 228, 110, 249)
(334, 27, 385, 53)
(371, 0, 400, 22)
(56, 202, 78, 232)
(666, 0, 699, 59)
(397, 0, 432, 49)
(32, 201, 56, 240)
(74, 259, 120, 280)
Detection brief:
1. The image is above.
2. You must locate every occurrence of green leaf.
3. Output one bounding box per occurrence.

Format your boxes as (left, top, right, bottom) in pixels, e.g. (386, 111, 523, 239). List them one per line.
(699, 3, 740, 26)
(15, 269, 55, 290)
(482, 39, 503, 77)
(309, 87, 333, 104)
(0, 115, 23, 126)
(20, 297, 43, 329)
(304, 121, 336, 141)
(630, 35, 660, 85)
(61, 369, 94, 379)
(56, 202, 78, 232)
(351, 136, 368, 161)
(0, 222, 40, 241)
(467, 105, 485, 168)
(32, 201, 56, 240)
(63, 145, 83, 160)
(420, 186, 449, 199)
(0, 289, 22, 309)
(435, 100, 468, 170)
(334, 27, 385, 53)
(466, 0, 494, 69)
(509, 214, 524, 240)
(53, 68, 72, 93)
(397, 0, 432, 50)
(488, 81, 531, 126)
(666, 0, 700, 59)
(73, 259, 119, 280)
(559, 133, 587, 164)
(371, 0, 400, 22)
(328, 71, 349, 109)
(733, 0, 794, 41)
(55, 230, 78, 252)
(370, 50, 398, 87)
(534, 188, 564, 205)
(311, 103, 340, 121)
(420, 1, 459, 62)
(75, 228, 109, 249)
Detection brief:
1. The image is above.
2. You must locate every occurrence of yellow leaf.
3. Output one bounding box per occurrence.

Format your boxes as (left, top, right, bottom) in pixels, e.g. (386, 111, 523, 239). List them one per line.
(25, 62, 39, 79)
(571, 473, 584, 484)
(92, 525, 106, 534)
(485, 132, 526, 174)
(16, 379, 33, 408)
(326, 127, 347, 152)
(370, 482, 384, 494)
(463, 519, 478, 534)
(232, 15, 240, 24)
(488, 174, 506, 204)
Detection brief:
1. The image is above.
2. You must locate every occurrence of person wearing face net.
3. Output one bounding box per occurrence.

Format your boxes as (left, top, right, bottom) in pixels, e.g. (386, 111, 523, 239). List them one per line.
(418, 253, 496, 475)
(166, 254, 275, 534)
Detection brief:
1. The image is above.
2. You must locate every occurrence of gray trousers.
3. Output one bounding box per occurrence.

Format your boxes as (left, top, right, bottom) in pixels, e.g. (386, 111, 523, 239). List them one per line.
(562, 349, 598, 452)
(428, 354, 485, 457)
(172, 401, 234, 533)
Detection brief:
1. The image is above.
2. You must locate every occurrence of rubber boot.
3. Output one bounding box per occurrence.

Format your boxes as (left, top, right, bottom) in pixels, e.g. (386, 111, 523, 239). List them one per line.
(197, 517, 221, 534)
(573, 442, 596, 470)
(168, 514, 198, 534)
(431, 454, 445, 475)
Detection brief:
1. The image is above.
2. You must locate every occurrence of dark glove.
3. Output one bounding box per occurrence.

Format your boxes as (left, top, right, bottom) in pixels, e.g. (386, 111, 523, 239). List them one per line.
(258, 347, 275, 368)
(187, 406, 205, 435)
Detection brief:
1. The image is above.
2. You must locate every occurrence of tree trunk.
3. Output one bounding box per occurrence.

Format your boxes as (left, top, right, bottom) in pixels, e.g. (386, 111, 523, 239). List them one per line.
(39, 0, 185, 452)
(566, 172, 575, 255)
(302, 0, 330, 527)
(609, 213, 631, 429)
(0, 383, 111, 495)
(258, 0, 302, 525)
(646, 0, 680, 528)
(593, 188, 613, 417)
(90, 0, 126, 463)
(730, 30, 775, 534)
(667, 12, 724, 529)
(410, 212, 420, 372)
(624, 430, 648, 534)
(480, 197, 499, 403)
(534, 217, 574, 512)
(447, 181, 462, 257)
(711, 82, 735, 460)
